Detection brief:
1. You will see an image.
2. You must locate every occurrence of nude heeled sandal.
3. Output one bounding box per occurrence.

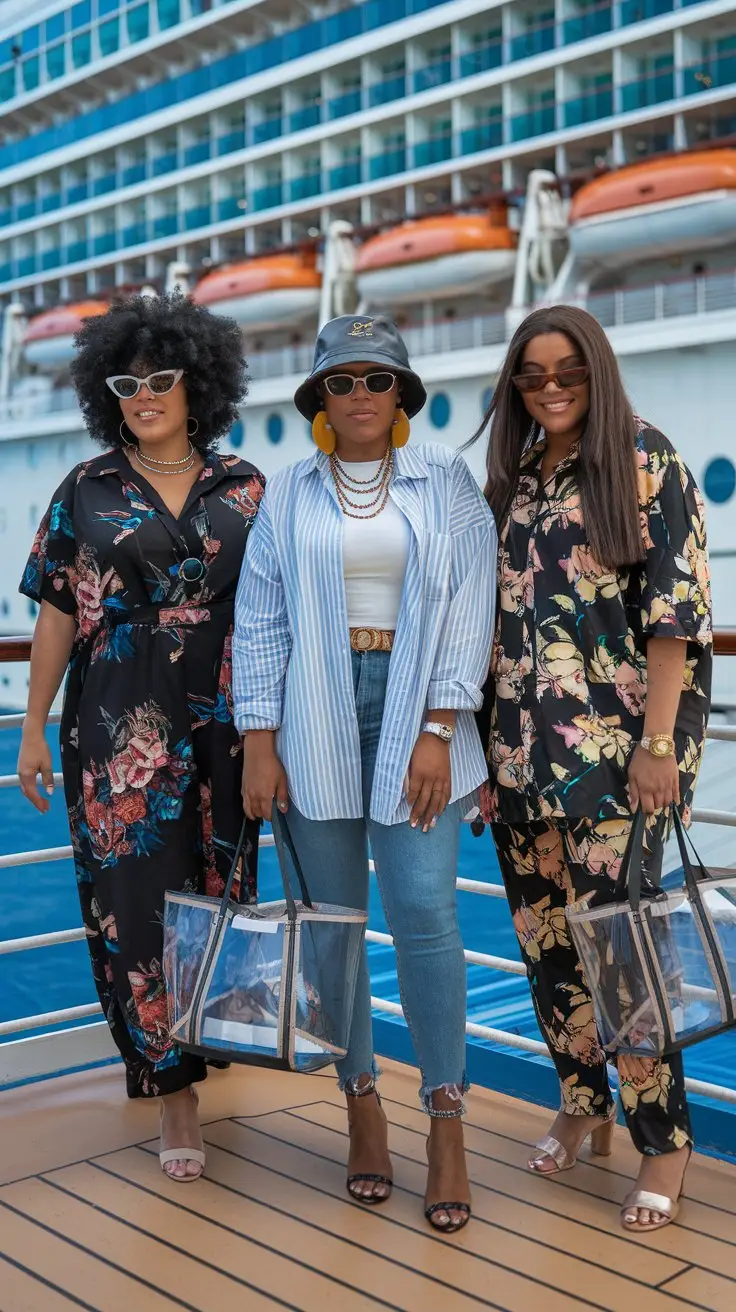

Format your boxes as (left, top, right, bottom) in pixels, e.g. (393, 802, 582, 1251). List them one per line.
(528, 1106, 616, 1174)
(159, 1086, 206, 1183)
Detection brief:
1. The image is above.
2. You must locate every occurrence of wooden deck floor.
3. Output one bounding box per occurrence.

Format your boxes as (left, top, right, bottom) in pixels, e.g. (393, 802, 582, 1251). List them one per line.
(0, 1059, 735, 1312)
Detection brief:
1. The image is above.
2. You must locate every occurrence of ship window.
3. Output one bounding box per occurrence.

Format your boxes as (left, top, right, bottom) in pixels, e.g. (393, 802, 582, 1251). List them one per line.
(1, 600, 8, 617)
(481, 386, 494, 416)
(28, 599, 38, 620)
(230, 419, 244, 449)
(703, 457, 736, 505)
(127, 3, 151, 43)
(100, 19, 120, 57)
(0, 69, 14, 100)
(22, 57, 40, 91)
(21, 26, 40, 53)
(46, 42, 66, 80)
(72, 2, 92, 26)
(44, 15, 66, 42)
(71, 31, 92, 69)
(158, 0, 181, 29)
(429, 392, 451, 430)
(99, 0, 118, 14)
(267, 413, 284, 445)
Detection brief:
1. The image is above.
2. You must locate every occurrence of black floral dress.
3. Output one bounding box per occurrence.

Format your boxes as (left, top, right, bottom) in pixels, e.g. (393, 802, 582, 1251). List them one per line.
(20, 449, 264, 1098)
(481, 421, 712, 1156)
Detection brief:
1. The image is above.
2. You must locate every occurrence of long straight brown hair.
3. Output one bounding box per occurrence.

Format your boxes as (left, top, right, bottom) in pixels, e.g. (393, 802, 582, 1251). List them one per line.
(473, 305, 644, 570)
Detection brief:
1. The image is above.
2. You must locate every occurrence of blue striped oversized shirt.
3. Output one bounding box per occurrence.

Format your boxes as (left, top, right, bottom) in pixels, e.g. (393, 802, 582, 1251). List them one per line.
(232, 442, 497, 825)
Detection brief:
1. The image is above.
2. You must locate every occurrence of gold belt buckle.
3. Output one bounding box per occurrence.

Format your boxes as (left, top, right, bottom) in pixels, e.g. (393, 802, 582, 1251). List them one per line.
(349, 627, 393, 653)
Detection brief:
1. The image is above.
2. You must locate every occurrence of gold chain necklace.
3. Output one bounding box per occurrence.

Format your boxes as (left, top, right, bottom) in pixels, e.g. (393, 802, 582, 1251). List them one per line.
(331, 449, 394, 519)
(332, 447, 391, 488)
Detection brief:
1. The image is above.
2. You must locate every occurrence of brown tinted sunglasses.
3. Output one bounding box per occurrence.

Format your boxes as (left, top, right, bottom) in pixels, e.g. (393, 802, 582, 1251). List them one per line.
(512, 365, 590, 393)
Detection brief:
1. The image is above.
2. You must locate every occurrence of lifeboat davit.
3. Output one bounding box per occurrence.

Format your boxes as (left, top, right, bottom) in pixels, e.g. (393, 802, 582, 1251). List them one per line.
(355, 210, 517, 305)
(192, 253, 321, 330)
(569, 149, 736, 266)
(23, 301, 108, 370)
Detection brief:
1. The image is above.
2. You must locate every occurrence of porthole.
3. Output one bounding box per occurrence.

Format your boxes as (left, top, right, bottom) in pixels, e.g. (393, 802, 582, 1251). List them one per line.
(703, 456, 736, 505)
(481, 386, 494, 416)
(27, 598, 38, 619)
(230, 418, 244, 449)
(429, 392, 451, 430)
(267, 413, 284, 445)
(0, 600, 8, 617)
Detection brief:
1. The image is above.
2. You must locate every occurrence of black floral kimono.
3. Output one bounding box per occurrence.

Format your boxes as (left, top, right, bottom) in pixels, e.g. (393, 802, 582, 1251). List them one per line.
(21, 449, 264, 1098)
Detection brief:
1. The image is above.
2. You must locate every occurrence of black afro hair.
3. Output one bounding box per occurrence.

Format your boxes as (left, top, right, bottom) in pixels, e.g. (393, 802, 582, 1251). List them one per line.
(70, 291, 247, 452)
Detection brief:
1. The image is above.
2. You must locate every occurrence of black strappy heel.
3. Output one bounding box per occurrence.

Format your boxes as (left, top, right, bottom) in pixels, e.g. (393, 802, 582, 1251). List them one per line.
(345, 1080, 393, 1205)
(425, 1201, 471, 1234)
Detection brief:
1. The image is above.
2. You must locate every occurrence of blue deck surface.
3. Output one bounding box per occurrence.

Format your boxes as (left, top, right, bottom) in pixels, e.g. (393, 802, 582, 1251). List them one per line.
(1, 725, 735, 1156)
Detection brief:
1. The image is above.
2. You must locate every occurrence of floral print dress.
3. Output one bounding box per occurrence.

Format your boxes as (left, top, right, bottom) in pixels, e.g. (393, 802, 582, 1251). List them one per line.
(21, 449, 265, 1098)
(482, 421, 712, 1155)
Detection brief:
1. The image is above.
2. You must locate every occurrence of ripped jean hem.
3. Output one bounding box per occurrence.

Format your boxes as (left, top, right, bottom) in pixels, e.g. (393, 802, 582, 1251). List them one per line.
(420, 1078, 469, 1118)
(338, 1060, 382, 1095)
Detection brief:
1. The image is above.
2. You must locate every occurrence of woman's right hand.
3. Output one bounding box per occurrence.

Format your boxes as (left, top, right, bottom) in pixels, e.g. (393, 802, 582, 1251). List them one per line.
(18, 726, 55, 814)
(242, 730, 289, 820)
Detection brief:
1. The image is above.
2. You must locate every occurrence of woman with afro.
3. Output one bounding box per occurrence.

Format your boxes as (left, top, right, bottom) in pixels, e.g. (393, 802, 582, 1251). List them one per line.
(17, 293, 264, 1181)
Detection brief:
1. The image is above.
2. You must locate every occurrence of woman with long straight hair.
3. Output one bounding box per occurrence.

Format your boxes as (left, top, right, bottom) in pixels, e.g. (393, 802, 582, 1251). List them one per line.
(477, 305, 711, 1232)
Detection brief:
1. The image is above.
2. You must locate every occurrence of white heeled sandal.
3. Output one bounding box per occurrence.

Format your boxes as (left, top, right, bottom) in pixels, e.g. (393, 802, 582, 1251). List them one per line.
(159, 1086, 205, 1183)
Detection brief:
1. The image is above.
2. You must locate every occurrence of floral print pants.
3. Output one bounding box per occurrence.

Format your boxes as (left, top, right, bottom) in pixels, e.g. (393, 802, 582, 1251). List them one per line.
(492, 818, 693, 1157)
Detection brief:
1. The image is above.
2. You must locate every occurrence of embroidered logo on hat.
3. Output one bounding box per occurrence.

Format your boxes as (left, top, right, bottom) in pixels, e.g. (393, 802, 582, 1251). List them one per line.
(348, 320, 374, 337)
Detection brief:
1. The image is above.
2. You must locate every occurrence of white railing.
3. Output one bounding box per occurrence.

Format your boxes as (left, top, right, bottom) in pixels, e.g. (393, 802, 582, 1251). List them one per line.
(2, 702, 736, 1102)
(3, 265, 736, 424)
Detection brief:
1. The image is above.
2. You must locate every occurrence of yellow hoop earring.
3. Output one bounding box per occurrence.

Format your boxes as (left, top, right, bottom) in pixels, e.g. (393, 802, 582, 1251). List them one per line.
(312, 410, 335, 455)
(391, 408, 410, 448)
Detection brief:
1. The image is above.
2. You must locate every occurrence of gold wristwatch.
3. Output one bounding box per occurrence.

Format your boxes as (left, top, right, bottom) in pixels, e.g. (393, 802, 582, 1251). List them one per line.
(640, 734, 676, 759)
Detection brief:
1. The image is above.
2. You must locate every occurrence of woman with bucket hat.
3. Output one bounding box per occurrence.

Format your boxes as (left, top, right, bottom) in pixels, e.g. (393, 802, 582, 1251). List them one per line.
(233, 314, 497, 1234)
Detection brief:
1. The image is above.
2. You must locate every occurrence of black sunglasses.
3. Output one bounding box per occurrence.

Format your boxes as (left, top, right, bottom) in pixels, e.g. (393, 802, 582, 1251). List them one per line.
(512, 366, 590, 393)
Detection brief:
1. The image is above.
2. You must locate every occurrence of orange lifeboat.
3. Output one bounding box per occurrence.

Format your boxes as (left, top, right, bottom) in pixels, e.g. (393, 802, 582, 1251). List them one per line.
(356, 210, 516, 304)
(192, 253, 321, 329)
(23, 301, 108, 369)
(569, 149, 736, 265)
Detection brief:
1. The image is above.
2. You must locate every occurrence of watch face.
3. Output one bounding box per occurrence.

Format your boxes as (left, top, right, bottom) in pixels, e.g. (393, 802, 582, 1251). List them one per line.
(652, 740, 669, 757)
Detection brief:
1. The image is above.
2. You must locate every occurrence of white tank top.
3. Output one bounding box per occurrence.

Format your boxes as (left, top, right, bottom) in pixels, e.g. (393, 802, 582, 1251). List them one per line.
(338, 459, 411, 630)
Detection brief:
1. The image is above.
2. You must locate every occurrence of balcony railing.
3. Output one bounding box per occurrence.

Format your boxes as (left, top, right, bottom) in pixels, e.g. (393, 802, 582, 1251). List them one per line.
(620, 0, 673, 24)
(621, 65, 675, 111)
(413, 135, 453, 168)
(2, 631, 736, 1135)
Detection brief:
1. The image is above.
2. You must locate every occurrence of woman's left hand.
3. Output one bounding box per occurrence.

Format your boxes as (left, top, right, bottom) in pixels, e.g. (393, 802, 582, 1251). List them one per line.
(406, 734, 451, 832)
(627, 746, 680, 815)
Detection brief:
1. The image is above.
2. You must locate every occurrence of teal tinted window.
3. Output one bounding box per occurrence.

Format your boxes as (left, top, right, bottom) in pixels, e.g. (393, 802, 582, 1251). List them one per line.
(99, 18, 120, 56)
(127, 3, 150, 42)
(45, 15, 65, 41)
(157, 0, 180, 28)
(71, 32, 92, 68)
(22, 57, 40, 91)
(100, 0, 119, 13)
(72, 2, 92, 25)
(46, 42, 66, 80)
(0, 67, 15, 100)
(22, 26, 40, 52)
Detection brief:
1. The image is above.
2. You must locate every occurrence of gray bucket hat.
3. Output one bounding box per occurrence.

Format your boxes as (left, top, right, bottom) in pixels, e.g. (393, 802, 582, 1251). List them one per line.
(294, 313, 427, 421)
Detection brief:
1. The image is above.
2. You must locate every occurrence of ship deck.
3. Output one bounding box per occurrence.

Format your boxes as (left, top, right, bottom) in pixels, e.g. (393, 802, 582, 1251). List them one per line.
(0, 1059, 734, 1312)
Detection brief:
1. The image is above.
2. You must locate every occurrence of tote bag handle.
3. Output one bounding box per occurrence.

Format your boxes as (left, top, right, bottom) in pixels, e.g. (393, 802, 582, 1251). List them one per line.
(614, 805, 711, 912)
(214, 807, 314, 928)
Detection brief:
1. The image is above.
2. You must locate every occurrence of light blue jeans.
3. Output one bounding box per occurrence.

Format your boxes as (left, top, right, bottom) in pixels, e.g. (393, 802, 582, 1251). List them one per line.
(285, 649, 468, 1115)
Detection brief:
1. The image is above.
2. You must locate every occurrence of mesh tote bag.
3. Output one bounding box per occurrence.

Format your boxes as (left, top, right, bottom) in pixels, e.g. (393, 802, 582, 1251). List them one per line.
(566, 808, 736, 1057)
(163, 806, 367, 1072)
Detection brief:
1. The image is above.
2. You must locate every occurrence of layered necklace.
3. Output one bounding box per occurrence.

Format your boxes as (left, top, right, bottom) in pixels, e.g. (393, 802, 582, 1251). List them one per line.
(330, 444, 394, 519)
(127, 441, 197, 477)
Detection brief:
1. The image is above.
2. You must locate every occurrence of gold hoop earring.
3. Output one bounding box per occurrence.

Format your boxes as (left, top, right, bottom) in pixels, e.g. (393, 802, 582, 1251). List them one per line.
(312, 410, 335, 455)
(391, 408, 410, 448)
(187, 417, 199, 440)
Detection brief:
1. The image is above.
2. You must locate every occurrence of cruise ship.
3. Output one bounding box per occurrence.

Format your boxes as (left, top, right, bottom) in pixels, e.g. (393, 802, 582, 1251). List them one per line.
(2, 6, 736, 1305)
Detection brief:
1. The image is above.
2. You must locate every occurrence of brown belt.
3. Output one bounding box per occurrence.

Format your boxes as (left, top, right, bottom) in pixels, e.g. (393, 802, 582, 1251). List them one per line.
(349, 627, 394, 653)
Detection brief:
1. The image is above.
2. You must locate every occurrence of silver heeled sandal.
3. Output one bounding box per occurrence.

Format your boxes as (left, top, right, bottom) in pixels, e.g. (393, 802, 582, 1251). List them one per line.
(620, 1147, 691, 1232)
(528, 1105, 617, 1175)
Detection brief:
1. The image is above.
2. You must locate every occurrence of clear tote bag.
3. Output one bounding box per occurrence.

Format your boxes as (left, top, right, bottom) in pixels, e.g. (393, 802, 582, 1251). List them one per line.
(566, 808, 736, 1057)
(163, 807, 367, 1072)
